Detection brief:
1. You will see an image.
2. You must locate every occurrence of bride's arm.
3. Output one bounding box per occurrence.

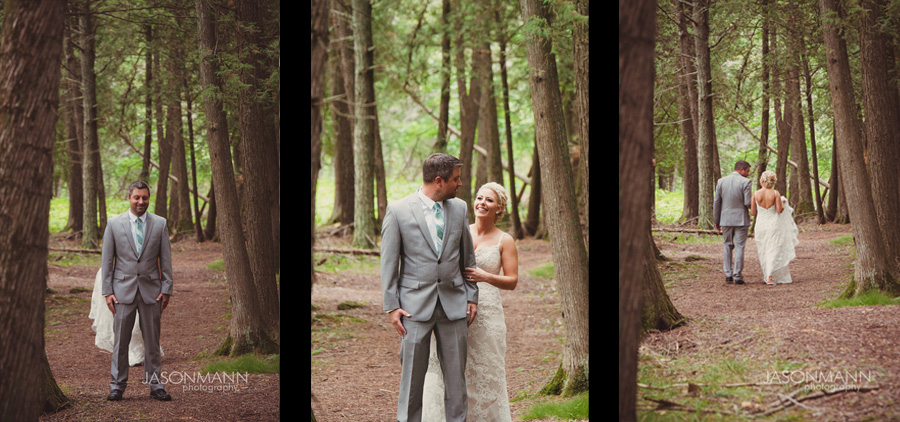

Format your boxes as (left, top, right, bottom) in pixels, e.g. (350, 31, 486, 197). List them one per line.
(749, 191, 757, 216)
(463, 233, 518, 290)
(775, 191, 784, 214)
(497, 234, 518, 290)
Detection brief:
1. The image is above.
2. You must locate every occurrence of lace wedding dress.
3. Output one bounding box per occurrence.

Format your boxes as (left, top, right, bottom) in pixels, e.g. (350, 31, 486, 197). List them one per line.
(421, 235, 512, 421)
(754, 196, 799, 283)
(88, 268, 163, 365)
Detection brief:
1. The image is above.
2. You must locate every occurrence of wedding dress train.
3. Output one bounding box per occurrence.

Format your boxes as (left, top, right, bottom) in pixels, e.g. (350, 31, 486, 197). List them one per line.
(754, 196, 799, 284)
(88, 269, 163, 365)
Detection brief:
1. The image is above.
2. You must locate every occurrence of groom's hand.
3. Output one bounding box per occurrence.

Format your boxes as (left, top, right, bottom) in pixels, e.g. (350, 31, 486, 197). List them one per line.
(105, 294, 118, 315)
(157, 293, 171, 313)
(467, 302, 477, 326)
(389, 308, 411, 338)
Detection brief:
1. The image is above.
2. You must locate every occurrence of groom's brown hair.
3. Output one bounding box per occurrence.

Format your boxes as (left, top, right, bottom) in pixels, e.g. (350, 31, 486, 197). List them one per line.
(734, 160, 750, 171)
(423, 153, 462, 184)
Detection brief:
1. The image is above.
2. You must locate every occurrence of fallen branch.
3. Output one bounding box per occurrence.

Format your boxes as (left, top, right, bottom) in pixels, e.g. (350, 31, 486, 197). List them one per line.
(313, 247, 380, 256)
(652, 227, 755, 238)
(757, 384, 880, 418)
(49, 247, 102, 255)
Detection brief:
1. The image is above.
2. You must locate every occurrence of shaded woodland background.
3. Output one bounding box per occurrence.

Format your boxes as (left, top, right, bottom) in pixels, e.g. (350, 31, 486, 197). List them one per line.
(311, 0, 589, 419)
(0, 1, 279, 419)
(622, 0, 900, 419)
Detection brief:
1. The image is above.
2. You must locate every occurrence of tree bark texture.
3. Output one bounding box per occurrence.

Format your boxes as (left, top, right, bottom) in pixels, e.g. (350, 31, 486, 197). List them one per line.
(521, 0, 590, 397)
(619, 0, 656, 418)
(0, 0, 67, 419)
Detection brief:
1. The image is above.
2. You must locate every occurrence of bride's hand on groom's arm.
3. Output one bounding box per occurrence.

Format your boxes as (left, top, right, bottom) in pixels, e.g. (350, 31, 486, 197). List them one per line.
(105, 294, 118, 315)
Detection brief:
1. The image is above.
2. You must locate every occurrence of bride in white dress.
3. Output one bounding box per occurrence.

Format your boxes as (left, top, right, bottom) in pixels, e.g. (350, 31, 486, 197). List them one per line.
(750, 171, 799, 285)
(421, 182, 519, 421)
(88, 268, 163, 365)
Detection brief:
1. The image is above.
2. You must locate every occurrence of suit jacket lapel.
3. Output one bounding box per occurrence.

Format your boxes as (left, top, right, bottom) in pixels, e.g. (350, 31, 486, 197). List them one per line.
(122, 213, 139, 258)
(407, 196, 438, 257)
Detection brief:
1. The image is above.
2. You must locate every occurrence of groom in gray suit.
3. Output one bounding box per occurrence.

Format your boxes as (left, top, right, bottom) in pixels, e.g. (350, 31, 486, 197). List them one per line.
(714, 160, 753, 285)
(102, 181, 173, 401)
(382, 153, 478, 422)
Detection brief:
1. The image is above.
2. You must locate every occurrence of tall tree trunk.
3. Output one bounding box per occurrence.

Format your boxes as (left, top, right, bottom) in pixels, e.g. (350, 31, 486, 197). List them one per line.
(474, 40, 503, 193)
(455, 9, 482, 223)
(498, 10, 523, 239)
(820, 0, 900, 297)
(693, 0, 716, 229)
(521, 0, 589, 398)
(141, 24, 153, 182)
(619, 0, 656, 418)
(574, 0, 588, 252)
(523, 140, 541, 236)
(80, 0, 100, 249)
(432, 0, 452, 154)
(63, 23, 84, 233)
(238, 0, 280, 338)
(803, 54, 826, 224)
(184, 76, 205, 241)
(311, 0, 329, 418)
(756, 0, 770, 193)
(859, 0, 900, 269)
(168, 42, 193, 233)
(0, 1, 67, 419)
(674, 0, 698, 224)
(329, 2, 355, 226)
(352, 0, 377, 249)
(195, 0, 277, 356)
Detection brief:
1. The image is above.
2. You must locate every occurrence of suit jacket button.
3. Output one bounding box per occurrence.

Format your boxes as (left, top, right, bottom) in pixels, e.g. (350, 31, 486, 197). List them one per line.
(437, 279, 441, 283)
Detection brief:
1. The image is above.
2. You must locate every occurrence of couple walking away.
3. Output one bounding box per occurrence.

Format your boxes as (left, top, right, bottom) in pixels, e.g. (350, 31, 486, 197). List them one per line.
(381, 153, 519, 422)
(714, 160, 799, 286)
(88, 181, 174, 402)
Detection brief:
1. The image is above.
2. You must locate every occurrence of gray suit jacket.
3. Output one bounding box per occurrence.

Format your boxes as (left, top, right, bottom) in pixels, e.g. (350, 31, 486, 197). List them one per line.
(101, 211, 174, 305)
(714, 172, 752, 226)
(381, 194, 478, 322)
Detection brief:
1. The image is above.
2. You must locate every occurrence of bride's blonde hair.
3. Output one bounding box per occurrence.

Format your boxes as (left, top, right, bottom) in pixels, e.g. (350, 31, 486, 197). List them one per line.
(760, 170, 777, 189)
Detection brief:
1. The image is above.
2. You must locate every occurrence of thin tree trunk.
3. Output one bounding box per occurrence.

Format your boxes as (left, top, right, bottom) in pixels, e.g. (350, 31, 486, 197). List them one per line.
(693, 0, 716, 229)
(352, 0, 377, 249)
(81, 0, 100, 249)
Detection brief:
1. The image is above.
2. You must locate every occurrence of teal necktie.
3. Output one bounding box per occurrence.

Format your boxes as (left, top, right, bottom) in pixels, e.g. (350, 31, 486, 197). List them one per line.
(433, 203, 444, 254)
(136, 217, 144, 254)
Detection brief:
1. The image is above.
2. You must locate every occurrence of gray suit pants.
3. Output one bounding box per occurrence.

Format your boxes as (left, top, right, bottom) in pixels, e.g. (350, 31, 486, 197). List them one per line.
(722, 226, 749, 281)
(110, 286, 164, 393)
(397, 298, 468, 422)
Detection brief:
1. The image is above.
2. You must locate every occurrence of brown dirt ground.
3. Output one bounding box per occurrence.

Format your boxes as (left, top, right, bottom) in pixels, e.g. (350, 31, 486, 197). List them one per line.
(641, 220, 900, 420)
(311, 233, 585, 422)
(41, 235, 279, 421)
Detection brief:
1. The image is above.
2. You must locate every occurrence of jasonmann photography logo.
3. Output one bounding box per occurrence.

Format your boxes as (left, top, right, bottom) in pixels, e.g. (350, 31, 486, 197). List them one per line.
(764, 369, 876, 392)
(144, 371, 251, 393)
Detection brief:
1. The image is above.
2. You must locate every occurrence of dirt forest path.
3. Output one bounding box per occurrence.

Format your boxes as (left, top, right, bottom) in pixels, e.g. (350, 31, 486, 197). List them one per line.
(311, 236, 576, 422)
(642, 221, 900, 419)
(41, 236, 279, 421)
